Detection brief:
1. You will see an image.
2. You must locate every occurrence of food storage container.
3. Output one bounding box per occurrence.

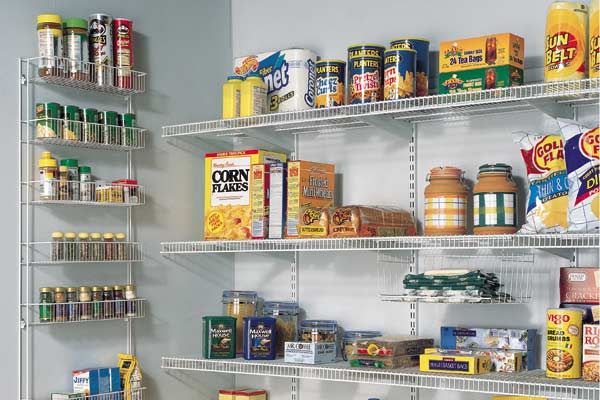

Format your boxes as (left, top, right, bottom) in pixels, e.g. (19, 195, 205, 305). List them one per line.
(299, 320, 338, 343)
(424, 166, 468, 236)
(473, 163, 518, 235)
(222, 290, 257, 354)
(263, 301, 299, 356)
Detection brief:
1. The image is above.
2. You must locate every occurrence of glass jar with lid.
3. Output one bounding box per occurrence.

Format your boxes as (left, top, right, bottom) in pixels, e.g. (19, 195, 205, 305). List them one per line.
(299, 320, 338, 343)
(125, 284, 137, 317)
(90, 233, 103, 261)
(62, 18, 88, 80)
(424, 166, 468, 236)
(115, 233, 127, 260)
(342, 330, 382, 361)
(79, 286, 91, 320)
(66, 287, 79, 321)
(222, 290, 257, 354)
(78, 232, 90, 261)
(51, 231, 64, 261)
(262, 301, 299, 356)
(39, 287, 54, 322)
(113, 285, 125, 318)
(37, 14, 63, 77)
(103, 233, 115, 261)
(64, 232, 77, 261)
(473, 163, 518, 235)
(91, 286, 103, 319)
(54, 287, 67, 322)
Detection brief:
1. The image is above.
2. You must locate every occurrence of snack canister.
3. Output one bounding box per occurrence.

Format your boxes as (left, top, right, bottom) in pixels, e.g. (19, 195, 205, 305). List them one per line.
(113, 18, 134, 88)
(544, 1, 588, 82)
(590, 0, 600, 78)
(88, 13, 113, 85)
(424, 166, 468, 236)
(473, 163, 518, 235)
(347, 44, 385, 104)
(390, 38, 430, 96)
(383, 49, 416, 100)
(316, 60, 346, 108)
(546, 308, 583, 379)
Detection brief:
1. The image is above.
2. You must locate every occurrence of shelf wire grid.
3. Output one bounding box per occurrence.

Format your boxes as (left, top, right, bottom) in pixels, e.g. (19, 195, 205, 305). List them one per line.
(161, 358, 600, 400)
(21, 241, 143, 264)
(23, 180, 145, 207)
(46, 387, 145, 400)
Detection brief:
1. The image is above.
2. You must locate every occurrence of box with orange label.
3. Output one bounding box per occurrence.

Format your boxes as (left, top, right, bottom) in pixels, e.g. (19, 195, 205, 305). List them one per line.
(286, 160, 335, 238)
(204, 150, 287, 240)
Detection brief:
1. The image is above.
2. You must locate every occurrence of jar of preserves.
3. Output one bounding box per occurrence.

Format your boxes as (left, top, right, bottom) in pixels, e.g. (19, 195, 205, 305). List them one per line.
(102, 285, 114, 318)
(222, 290, 258, 354)
(262, 301, 299, 356)
(113, 285, 125, 318)
(299, 320, 338, 343)
(79, 286, 91, 320)
(103, 233, 115, 261)
(90, 233, 103, 261)
(51, 231, 64, 261)
(125, 284, 137, 317)
(342, 330, 382, 361)
(54, 287, 67, 322)
(91, 286, 103, 319)
(64, 232, 77, 261)
(66, 287, 79, 321)
(62, 18, 88, 80)
(37, 14, 62, 77)
(424, 166, 469, 236)
(115, 233, 127, 260)
(78, 232, 90, 261)
(473, 163, 518, 235)
(39, 287, 54, 322)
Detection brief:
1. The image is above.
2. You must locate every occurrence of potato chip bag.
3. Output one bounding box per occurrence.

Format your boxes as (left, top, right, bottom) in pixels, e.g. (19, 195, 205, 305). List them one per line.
(514, 131, 568, 233)
(558, 119, 599, 232)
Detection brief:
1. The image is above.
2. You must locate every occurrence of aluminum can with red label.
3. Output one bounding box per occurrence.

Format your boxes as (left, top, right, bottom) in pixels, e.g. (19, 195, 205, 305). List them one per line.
(113, 18, 134, 89)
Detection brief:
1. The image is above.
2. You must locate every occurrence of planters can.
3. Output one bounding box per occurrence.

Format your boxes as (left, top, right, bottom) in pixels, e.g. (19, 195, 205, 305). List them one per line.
(88, 13, 113, 86)
(233, 48, 317, 113)
(383, 49, 416, 99)
(390, 38, 430, 96)
(347, 44, 385, 104)
(316, 60, 346, 108)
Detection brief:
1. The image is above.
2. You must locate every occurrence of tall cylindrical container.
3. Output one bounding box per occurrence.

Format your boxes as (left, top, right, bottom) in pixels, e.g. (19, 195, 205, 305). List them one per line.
(383, 49, 416, 99)
(590, 0, 600, 78)
(390, 38, 430, 96)
(546, 308, 583, 379)
(544, 1, 588, 82)
(424, 166, 468, 236)
(88, 13, 113, 86)
(222, 76, 243, 119)
(37, 14, 63, 77)
(315, 60, 346, 108)
(113, 18, 134, 88)
(473, 164, 518, 235)
(62, 18, 89, 80)
(347, 44, 385, 104)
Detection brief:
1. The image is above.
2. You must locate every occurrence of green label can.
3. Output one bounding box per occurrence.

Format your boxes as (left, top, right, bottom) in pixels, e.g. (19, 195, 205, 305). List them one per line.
(121, 113, 136, 147)
(36, 102, 61, 138)
(82, 108, 99, 143)
(62, 105, 81, 141)
(98, 111, 120, 145)
(203, 316, 236, 359)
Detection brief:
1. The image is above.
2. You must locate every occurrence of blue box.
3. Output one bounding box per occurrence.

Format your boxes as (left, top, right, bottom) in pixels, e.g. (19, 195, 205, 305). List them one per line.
(73, 367, 122, 396)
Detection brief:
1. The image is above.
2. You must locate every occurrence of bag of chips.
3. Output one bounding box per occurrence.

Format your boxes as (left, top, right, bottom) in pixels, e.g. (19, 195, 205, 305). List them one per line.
(514, 131, 569, 233)
(558, 119, 599, 232)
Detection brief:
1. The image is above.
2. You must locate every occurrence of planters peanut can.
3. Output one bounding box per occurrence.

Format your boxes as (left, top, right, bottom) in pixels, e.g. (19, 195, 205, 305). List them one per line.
(390, 39, 430, 96)
(545, 1, 588, 82)
(546, 308, 583, 379)
(590, 0, 600, 78)
(383, 49, 416, 99)
(347, 44, 385, 104)
(316, 60, 346, 108)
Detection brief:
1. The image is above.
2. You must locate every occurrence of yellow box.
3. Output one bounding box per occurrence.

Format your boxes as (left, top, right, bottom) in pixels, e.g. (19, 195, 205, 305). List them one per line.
(439, 33, 524, 73)
(219, 389, 238, 400)
(420, 349, 492, 375)
(235, 389, 267, 400)
(492, 397, 546, 400)
(205, 150, 287, 240)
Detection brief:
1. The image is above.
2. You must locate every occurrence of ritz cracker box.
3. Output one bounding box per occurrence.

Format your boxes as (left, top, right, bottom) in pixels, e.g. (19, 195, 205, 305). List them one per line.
(204, 150, 287, 240)
(439, 33, 524, 94)
(234, 48, 317, 113)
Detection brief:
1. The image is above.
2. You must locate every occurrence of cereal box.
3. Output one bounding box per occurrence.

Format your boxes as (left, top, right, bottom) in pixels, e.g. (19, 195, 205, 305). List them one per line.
(583, 324, 600, 382)
(560, 268, 600, 304)
(268, 162, 287, 239)
(286, 160, 335, 238)
(250, 164, 270, 239)
(204, 150, 287, 240)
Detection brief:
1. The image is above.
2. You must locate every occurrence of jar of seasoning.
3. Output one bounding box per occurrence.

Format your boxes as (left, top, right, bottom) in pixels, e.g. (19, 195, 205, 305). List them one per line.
(424, 166, 469, 236)
(79, 286, 91, 320)
(222, 290, 258, 354)
(91, 286, 103, 319)
(37, 14, 63, 77)
(39, 287, 54, 322)
(62, 105, 81, 141)
(62, 18, 88, 80)
(51, 231, 64, 261)
(64, 232, 77, 261)
(125, 284, 137, 317)
(60, 159, 79, 201)
(299, 320, 338, 343)
(473, 163, 518, 235)
(102, 285, 114, 319)
(90, 233, 103, 261)
(121, 113, 136, 147)
(54, 287, 67, 322)
(115, 233, 127, 260)
(99, 111, 120, 145)
(82, 108, 99, 143)
(66, 287, 79, 322)
(342, 330, 382, 361)
(58, 165, 70, 200)
(38, 151, 58, 200)
(103, 233, 115, 261)
(79, 166, 94, 202)
(262, 301, 299, 356)
(78, 232, 90, 261)
(113, 285, 125, 318)
(36, 102, 61, 138)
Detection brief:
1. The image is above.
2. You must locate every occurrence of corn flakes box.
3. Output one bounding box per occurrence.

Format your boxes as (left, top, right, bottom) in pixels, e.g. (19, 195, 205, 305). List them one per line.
(286, 160, 335, 238)
(204, 150, 287, 240)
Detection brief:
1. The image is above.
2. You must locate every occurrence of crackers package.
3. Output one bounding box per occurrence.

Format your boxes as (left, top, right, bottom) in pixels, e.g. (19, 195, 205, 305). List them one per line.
(558, 119, 599, 232)
(514, 132, 568, 233)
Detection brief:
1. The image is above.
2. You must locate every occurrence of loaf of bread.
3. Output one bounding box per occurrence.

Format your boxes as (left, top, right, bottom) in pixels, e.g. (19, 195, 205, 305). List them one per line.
(329, 206, 416, 237)
(297, 207, 330, 238)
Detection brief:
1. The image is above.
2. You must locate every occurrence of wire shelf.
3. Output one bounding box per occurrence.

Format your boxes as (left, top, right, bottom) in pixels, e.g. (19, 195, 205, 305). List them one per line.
(23, 180, 145, 207)
(22, 241, 143, 265)
(48, 387, 145, 400)
(23, 298, 145, 325)
(161, 357, 600, 400)
(24, 118, 146, 151)
(160, 234, 599, 254)
(25, 56, 146, 95)
(162, 78, 600, 137)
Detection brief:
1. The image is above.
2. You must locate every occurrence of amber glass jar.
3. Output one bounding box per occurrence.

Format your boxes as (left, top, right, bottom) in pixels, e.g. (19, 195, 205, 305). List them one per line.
(473, 163, 518, 235)
(424, 166, 468, 236)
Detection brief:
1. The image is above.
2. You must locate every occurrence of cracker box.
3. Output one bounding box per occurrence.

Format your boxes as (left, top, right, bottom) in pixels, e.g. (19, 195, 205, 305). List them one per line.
(268, 162, 287, 239)
(286, 160, 335, 238)
(583, 324, 600, 382)
(560, 267, 600, 304)
(420, 349, 492, 375)
(235, 389, 268, 400)
(250, 164, 270, 239)
(284, 342, 336, 364)
(72, 367, 121, 396)
(204, 150, 287, 240)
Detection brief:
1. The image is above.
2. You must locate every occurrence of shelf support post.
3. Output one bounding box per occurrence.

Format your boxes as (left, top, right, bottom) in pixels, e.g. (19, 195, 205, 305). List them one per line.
(409, 123, 419, 400)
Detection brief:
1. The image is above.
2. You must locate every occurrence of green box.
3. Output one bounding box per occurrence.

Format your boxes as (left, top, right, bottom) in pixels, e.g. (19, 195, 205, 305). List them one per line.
(438, 65, 523, 94)
(203, 316, 236, 359)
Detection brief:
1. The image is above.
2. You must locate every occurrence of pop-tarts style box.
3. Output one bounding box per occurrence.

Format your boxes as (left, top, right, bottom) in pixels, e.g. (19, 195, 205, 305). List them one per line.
(72, 367, 121, 396)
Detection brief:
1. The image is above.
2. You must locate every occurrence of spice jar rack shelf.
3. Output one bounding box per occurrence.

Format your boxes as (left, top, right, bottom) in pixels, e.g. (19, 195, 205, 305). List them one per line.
(23, 180, 146, 206)
(22, 241, 143, 265)
(25, 56, 146, 96)
(161, 78, 600, 139)
(160, 357, 600, 400)
(38, 387, 146, 400)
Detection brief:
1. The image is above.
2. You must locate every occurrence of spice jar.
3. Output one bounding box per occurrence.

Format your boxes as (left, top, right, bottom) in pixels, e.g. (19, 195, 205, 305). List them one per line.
(39, 287, 54, 322)
(263, 301, 299, 356)
(62, 18, 88, 80)
(79, 166, 93, 202)
(82, 108, 99, 143)
(473, 163, 518, 235)
(62, 105, 81, 141)
(91, 286, 103, 319)
(64, 232, 77, 261)
(36, 102, 61, 138)
(66, 287, 79, 322)
(342, 330, 382, 361)
(102, 285, 114, 318)
(79, 286, 91, 320)
(115, 233, 127, 260)
(103, 233, 115, 261)
(424, 166, 469, 236)
(99, 111, 120, 145)
(125, 284, 137, 317)
(60, 159, 79, 201)
(58, 165, 69, 200)
(113, 285, 125, 318)
(51, 231, 64, 261)
(38, 151, 58, 200)
(90, 233, 103, 261)
(37, 14, 63, 77)
(54, 287, 67, 322)
(299, 320, 338, 343)
(222, 290, 258, 354)
(78, 232, 90, 261)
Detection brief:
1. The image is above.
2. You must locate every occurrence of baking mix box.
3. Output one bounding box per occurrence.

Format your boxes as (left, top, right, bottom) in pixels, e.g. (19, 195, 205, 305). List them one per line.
(72, 367, 121, 396)
(204, 150, 287, 240)
(419, 349, 492, 375)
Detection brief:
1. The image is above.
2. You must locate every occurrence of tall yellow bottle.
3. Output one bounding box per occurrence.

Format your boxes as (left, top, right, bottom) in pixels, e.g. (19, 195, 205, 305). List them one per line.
(222, 76, 243, 119)
(240, 73, 267, 117)
(590, 0, 600, 78)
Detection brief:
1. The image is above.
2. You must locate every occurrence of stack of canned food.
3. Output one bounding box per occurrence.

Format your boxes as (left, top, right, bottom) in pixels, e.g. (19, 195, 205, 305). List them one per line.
(51, 231, 132, 262)
(38, 284, 138, 322)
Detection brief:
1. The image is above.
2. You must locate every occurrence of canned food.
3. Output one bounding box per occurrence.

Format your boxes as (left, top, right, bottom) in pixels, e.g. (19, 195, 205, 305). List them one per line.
(383, 49, 416, 100)
(62, 105, 81, 141)
(36, 102, 61, 138)
(347, 44, 385, 104)
(546, 308, 583, 379)
(315, 60, 346, 108)
(390, 38, 430, 96)
(88, 13, 113, 85)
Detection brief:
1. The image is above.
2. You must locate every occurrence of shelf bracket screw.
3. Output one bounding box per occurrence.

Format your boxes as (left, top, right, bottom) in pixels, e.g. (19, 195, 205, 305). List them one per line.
(20, 75, 26, 85)
(20, 319, 26, 329)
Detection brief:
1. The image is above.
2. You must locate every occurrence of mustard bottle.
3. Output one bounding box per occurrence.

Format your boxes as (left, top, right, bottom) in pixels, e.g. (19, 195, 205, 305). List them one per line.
(222, 76, 243, 119)
(240, 72, 267, 117)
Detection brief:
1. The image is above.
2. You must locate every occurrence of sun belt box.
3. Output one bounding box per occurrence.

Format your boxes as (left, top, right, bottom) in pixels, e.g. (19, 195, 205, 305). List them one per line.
(72, 367, 121, 396)
(204, 150, 287, 240)
(268, 162, 287, 239)
(234, 48, 317, 113)
(284, 341, 336, 364)
(250, 164, 270, 239)
(560, 267, 600, 304)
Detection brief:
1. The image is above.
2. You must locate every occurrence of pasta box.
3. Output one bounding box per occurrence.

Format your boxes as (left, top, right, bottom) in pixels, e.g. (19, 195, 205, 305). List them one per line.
(583, 324, 600, 382)
(284, 341, 336, 364)
(72, 367, 121, 396)
(560, 268, 600, 304)
(419, 349, 492, 375)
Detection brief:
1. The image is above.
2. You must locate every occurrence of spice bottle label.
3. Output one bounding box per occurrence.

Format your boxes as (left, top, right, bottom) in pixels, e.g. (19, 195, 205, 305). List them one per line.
(38, 29, 60, 68)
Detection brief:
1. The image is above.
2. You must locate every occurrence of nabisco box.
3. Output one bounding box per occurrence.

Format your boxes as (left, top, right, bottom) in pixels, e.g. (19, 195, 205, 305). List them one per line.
(205, 150, 286, 240)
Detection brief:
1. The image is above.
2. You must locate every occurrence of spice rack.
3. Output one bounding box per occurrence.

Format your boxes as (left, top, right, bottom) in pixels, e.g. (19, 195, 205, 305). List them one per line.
(18, 56, 147, 400)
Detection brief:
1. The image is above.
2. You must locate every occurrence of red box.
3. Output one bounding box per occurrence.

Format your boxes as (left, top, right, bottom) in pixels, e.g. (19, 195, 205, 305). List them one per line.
(560, 268, 600, 304)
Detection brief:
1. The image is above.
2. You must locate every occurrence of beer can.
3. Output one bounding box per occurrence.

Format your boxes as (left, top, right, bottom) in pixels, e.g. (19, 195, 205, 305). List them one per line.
(113, 18, 134, 89)
(545, 2, 588, 82)
(347, 44, 385, 104)
(590, 0, 600, 78)
(546, 308, 583, 379)
(88, 13, 113, 86)
(315, 60, 346, 108)
(390, 38, 430, 96)
(383, 49, 416, 100)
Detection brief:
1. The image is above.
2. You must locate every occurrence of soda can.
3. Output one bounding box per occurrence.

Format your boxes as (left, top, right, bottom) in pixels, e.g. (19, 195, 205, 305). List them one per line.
(390, 38, 430, 96)
(113, 18, 134, 89)
(347, 44, 385, 104)
(383, 49, 416, 100)
(315, 60, 346, 108)
(88, 13, 113, 86)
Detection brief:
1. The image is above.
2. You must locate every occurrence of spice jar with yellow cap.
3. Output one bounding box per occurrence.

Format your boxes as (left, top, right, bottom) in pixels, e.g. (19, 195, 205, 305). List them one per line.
(37, 14, 63, 77)
(424, 166, 469, 236)
(64, 232, 77, 261)
(78, 232, 90, 261)
(39, 151, 58, 200)
(115, 233, 127, 260)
